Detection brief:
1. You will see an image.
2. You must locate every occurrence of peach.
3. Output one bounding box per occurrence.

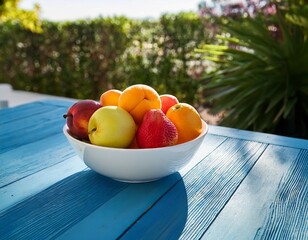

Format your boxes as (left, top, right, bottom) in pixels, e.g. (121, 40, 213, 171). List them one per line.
(118, 84, 161, 124)
(100, 89, 122, 106)
(160, 94, 179, 114)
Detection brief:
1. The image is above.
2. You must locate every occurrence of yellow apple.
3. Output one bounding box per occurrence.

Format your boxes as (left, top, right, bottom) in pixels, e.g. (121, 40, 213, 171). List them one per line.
(88, 106, 136, 148)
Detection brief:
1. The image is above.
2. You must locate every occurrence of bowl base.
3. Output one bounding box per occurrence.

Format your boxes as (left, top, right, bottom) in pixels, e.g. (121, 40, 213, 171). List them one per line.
(111, 177, 161, 183)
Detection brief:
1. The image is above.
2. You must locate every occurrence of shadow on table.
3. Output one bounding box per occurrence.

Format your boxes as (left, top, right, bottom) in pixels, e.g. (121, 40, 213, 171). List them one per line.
(0, 169, 187, 240)
(120, 172, 188, 240)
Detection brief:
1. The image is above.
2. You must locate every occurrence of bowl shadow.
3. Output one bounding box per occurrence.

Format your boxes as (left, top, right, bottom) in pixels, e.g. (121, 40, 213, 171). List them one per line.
(1, 169, 188, 239)
(120, 172, 188, 239)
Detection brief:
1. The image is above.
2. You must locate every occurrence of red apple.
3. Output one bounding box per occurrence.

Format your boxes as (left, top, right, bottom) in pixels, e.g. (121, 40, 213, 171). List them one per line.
(160, 94, 179, 114)
(63, 100, 101, 140)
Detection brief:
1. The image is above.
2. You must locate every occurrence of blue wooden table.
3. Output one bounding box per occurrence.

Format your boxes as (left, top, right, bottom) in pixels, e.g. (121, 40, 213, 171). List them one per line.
(0, 100, 307, 240)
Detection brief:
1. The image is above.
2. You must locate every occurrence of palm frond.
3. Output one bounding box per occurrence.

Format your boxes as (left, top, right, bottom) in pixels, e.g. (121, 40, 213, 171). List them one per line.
(198, 1, 308, 138)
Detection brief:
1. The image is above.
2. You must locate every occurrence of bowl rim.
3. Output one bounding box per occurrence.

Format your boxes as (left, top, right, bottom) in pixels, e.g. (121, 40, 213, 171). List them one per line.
(63, 120, 208, 152)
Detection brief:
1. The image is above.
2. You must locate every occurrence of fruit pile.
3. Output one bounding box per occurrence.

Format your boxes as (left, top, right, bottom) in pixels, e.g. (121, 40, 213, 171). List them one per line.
(64, 84, 204, 149)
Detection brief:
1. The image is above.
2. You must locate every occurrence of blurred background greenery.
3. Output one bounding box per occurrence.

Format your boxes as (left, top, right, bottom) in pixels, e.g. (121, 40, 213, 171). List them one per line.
(1, 0, 307, 138)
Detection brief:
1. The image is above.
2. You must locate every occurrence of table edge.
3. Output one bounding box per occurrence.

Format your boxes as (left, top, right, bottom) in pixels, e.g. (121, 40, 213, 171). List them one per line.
(209, 125, 308, 150)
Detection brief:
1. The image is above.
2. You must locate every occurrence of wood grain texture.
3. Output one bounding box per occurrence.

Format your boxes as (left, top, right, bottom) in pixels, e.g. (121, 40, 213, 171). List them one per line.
(255, 149, 308, 240)
(120, 138, 267, 239)
(0, 133, 75, 187)
(0, 102, 56, 124)
(0, 170, 128, 240)
(119, 178, 188, 240)
(57, 135, 226, 240)
(0, 100, 74, 187)
(0, 101, 226, 239)
(1, 100, 307, 240)
(0, 108, 65, 154)
(58, 174, 183, 240)
(180, 139, 266, 240)
(201, 145, 307, 240)
(0, 107, 65, 134)
(0, 156, 87, 211)
(209, 125, 308, 150)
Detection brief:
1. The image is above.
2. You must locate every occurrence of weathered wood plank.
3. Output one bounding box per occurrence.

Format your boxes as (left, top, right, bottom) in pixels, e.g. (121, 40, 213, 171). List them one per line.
(120, 138, 267, 239)
(119, 178, 188, 240)
(57, 174, 184, 240)
(0, 170, 129, 240)
(201, 146, 307, 240)
(0, 114, 67, 154)
(0, 102, 56, 124)
(255, 149, 308, 240)
(3, 100, 306, 239)
(0, 107, 66, 135)
(0, 100, 73, 124)
(209, 125, 308, 150)
(0, 106, 226, 240)
(0, 133, 75, 187)
(0, 156, 87, 211)
(176, 139, 266, 240)
(56, 135, 226, 240)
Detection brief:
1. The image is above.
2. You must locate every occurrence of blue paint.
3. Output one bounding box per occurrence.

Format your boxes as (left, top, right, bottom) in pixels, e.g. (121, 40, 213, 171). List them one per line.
(209, 125, 308, 150)
(0, 100, 307, 239)
(120, 178, 188, 240)
(256, 150, 308, 240)
(0, 106, 68, 153)
(58, 173, 183, 240)
(0, 170, 128, 239)
(0, 133, 75, 187)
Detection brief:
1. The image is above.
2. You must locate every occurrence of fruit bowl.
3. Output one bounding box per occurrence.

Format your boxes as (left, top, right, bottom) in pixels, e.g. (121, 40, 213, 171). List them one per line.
(63, 120, 208, 183)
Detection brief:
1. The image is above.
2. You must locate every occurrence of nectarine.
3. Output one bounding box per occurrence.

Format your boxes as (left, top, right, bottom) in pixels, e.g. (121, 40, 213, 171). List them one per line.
(118, 84, 161, 124)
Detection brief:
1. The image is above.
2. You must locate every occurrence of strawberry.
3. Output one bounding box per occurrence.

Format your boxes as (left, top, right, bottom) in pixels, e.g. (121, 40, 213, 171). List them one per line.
(136, 109, 178, 148)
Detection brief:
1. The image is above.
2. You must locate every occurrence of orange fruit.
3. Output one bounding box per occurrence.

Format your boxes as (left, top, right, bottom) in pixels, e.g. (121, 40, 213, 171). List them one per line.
(166, 103, 203, 144)
(118, 84, 161, 124)
(100, 89, 122, 106)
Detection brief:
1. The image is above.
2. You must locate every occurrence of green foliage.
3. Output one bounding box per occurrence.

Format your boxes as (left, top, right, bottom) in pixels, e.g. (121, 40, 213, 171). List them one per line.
(0, 17, 133, 99)
(115, 12, 208, 103)
(0, 0, 42, 32)
(198, 2, 308, 138)
(0, 12, 208, 104)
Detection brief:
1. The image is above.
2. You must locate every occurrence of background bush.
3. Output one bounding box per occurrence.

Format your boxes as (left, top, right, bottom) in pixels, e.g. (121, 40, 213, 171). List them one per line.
(0, 12, 208, 104)
(2, 2, 306, 139)
(198, 0, 308, 139)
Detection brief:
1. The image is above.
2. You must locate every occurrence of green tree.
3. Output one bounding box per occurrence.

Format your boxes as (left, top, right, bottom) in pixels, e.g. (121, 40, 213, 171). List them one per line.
(0, 0, 42, 32)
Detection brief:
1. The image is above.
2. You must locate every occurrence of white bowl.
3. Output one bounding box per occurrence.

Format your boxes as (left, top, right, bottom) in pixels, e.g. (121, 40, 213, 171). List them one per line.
(63, 120, 208, 183)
